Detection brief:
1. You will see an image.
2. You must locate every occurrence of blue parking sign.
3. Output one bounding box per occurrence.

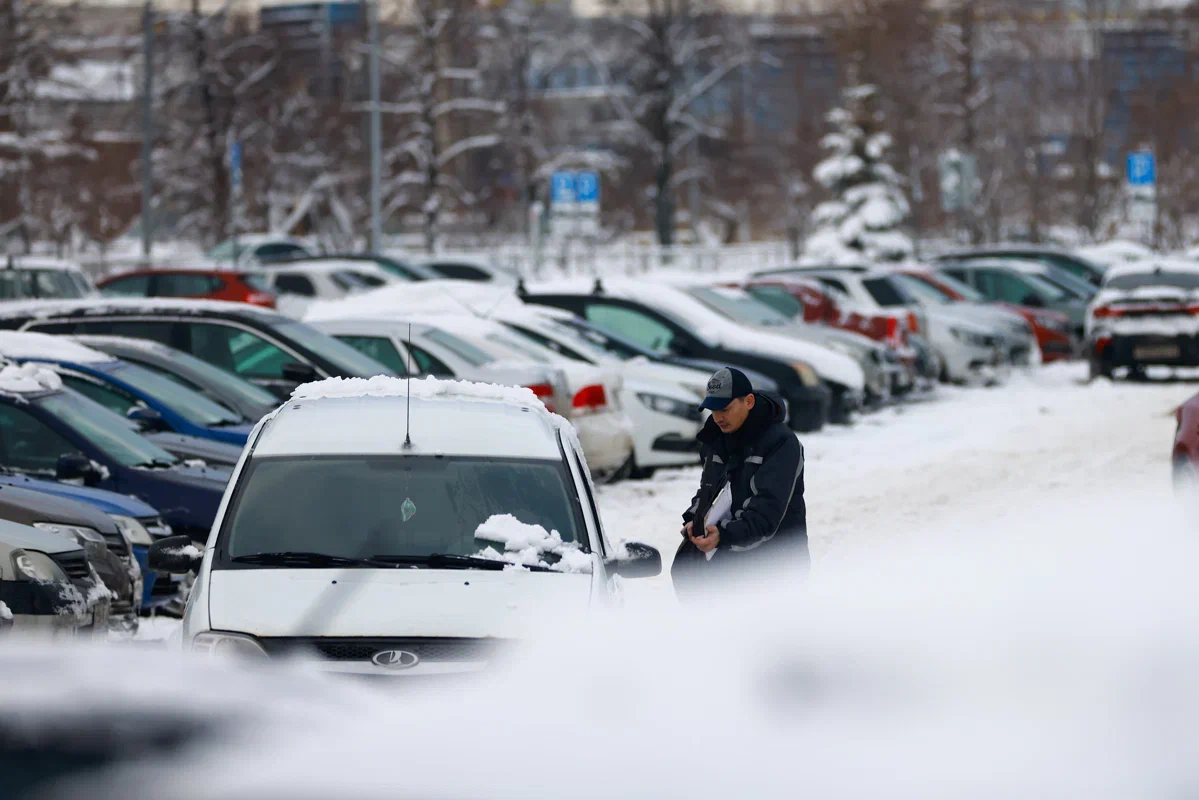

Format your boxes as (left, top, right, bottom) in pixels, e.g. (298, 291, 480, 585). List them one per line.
(575, 171, 599, 205)
(550, 172, 576, 205)
(1126, 151, 1155, 187)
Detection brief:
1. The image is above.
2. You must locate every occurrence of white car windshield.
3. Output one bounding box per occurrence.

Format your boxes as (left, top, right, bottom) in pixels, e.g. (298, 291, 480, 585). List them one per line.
(220, 456, 583, 562)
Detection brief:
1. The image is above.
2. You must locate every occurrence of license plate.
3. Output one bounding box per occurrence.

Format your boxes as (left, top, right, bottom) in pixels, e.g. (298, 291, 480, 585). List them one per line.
(1134, 344, 1180, 360)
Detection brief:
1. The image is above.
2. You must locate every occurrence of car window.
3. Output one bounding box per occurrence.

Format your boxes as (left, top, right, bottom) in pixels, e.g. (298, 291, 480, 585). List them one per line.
(423, 329, 494, 367)
(584, 303, 675, 355)
(242, 273, 271, 292)
(272, 274, 316, 297)
(101, 321, 177, 347)
(504, 323, 591, 363)
(108, 361, 242, 426)
(127, 352, 279, 413)
(348, 271, 387, 288)
(930, 271, 986, 302)
(254, 243, 309, 264)
(430, 263, 489, 281)
(100, 274, 151, 297)
(408, 343, 453, 376)
(940, 268, 971, 285)
(31, 270, 85, 299)
(571, 450, 605, 557)
(1105, 271, 1199, 290)
(816, 277, 850, 294)
(892, 274, 952, 305)
(0, 271, 31, 299)
(861, 277, 909, 307)
(977, 270, 1034, 304)
(25, 321, 79, 335)
(35, 391, 177, 468)
(689, 287, 792, 326)
(0, 402, 82, 474)
(745, 285, 805, 320)
(275, 320, 397, 377)
(157, 273, 219, 297)
(61, 375, 139, 416)
(220, 455, 584, 561)
(336, 335, 408, 375)
(185, 323, 296, 380)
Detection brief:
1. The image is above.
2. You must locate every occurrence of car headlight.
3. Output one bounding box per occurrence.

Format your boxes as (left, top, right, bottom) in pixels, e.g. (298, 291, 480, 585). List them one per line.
(792, 362, 820, 387)
(636, 392, 700, 421)
(11, 549, 69, 583)
(110, 515, 153, 546)
(950, 327, 991, 348)
(192, 631, 269, 660)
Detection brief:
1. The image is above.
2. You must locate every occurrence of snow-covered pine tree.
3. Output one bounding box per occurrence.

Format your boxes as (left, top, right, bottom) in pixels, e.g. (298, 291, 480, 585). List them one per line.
(804, 83, 914, 265)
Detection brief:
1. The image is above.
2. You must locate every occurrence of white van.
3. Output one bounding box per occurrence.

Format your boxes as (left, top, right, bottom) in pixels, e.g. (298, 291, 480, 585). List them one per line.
(150, 376, 661, 674)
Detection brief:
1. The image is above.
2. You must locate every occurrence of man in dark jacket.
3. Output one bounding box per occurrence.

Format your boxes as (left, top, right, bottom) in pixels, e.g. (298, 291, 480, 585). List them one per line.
(673, 367, 807, 599)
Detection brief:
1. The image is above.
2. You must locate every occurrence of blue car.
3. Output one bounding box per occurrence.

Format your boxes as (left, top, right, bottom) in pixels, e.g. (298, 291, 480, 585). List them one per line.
(4, 339, 255, 446)
(0, 471, 180, 610)
(0, 365, 231, 541)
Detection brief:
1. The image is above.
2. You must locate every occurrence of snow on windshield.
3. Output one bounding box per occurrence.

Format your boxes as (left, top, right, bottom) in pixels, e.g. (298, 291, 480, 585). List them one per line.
(474, 513, 593, 573)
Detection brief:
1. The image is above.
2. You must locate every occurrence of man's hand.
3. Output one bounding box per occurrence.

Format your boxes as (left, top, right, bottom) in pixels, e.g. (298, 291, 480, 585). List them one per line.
(689, 525, 720, 553)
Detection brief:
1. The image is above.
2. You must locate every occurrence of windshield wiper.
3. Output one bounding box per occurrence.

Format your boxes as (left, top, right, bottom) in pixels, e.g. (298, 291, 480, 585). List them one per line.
(231, 552, 397, 568)
(370, 553, 556, 573)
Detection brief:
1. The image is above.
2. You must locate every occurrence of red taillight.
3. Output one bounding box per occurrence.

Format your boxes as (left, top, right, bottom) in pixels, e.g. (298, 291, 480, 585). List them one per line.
(572, 384, 607, 414)
(245, 291, 276, 308)
(526, 382, 557, 413)
(1187, 305, 1199, 315)
(907, 311, 920, 335)
(1093, 306, 1124, 319)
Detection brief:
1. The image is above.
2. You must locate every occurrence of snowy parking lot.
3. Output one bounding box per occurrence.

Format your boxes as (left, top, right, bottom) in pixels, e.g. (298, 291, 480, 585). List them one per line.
(135, 362, 1196, 640)
(604, 363, 1196, 606)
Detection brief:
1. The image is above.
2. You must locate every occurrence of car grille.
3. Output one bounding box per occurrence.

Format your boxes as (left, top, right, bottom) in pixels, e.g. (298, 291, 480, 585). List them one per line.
(51, 551, 91, 580)
(258, 637, 504, 662)
(102, 532, 129, 557)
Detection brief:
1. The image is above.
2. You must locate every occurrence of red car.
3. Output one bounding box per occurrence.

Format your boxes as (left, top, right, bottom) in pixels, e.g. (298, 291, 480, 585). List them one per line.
(96, 269, 277, 308)
(898, 267, 1075, 363)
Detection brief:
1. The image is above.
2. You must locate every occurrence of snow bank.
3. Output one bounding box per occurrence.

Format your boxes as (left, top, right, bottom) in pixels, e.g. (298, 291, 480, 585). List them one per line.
(0, 331, 115, 364)
(0, 363, 64, 395)
(473, 514, 593, 574)
(292, 374, 545, 409)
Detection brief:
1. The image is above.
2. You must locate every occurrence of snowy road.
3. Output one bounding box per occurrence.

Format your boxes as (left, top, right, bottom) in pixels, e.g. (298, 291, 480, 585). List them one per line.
(603, 363, 1197, 606)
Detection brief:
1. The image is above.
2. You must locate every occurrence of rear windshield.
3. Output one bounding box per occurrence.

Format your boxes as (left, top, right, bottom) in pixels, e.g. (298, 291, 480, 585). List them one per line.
(1105, 271, 1199, 291)
(862, 277, 911, 307)
(220, 455, 583, 560)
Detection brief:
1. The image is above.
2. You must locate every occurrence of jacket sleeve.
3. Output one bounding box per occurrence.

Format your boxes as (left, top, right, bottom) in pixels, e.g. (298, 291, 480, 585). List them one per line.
(682, 486, 701, 524)
(717, 435, 803, 551)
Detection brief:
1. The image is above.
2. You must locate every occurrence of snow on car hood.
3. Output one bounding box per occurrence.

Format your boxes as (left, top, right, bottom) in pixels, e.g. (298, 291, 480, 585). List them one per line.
(206, 568, 593, 639)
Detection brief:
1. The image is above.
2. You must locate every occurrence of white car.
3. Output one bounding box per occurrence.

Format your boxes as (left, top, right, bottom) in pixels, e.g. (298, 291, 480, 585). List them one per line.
(0, 256, 97, 300)
(151, 376, 663, 673)
(206, 234, 313, 266)
(249, 260, 402, 318)
(771, 267, 1010, 385)
(311, 314, 635, 480)
(492, 307, 706, 477)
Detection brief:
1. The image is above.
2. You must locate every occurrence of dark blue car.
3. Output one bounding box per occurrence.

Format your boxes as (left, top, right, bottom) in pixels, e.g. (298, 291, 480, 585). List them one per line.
(0, 366, 231, 541)
(0, 471, 180, 609)
(7, 348, 255, 446)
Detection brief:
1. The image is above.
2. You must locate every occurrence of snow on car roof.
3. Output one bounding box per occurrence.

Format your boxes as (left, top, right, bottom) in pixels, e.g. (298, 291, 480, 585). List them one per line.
(260, 260, 392, 276)
(264, 376, 564, 459)
(1103, 259, 1199, 281)
(0, 296, 286, 321)
(3, 256, 86, 272)
(0, 331, 114, 364)
(305, 279, 521, 322)
(0, 362, 64, 395)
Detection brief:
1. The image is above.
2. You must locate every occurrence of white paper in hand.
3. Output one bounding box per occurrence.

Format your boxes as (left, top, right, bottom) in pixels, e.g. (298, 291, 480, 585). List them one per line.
(702, 482, 732, 561)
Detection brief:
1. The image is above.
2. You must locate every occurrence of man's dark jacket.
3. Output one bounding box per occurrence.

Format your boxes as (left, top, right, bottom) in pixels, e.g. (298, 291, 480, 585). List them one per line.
(674, 392, 807, 593)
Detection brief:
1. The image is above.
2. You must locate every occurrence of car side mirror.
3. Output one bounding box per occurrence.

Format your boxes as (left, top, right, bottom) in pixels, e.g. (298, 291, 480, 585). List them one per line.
(127, 405, 168, 431)
(606, 541, 662, 580)
(56, 453, 100, 485)
(281, 361, 318, 384)
(148, 534, 203, 574)
(1022, 294, 1045, 308)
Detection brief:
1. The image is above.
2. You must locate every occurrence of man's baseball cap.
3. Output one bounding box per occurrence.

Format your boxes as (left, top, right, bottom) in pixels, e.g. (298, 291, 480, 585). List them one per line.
(699, 367, 753, 411)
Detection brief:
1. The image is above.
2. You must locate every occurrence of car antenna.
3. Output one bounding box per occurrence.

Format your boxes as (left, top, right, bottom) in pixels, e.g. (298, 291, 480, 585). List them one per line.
(403, 322, 413, 450)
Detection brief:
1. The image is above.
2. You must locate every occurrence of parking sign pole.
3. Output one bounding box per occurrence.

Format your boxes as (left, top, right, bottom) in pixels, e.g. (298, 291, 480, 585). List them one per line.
(141, 1, 154, 262)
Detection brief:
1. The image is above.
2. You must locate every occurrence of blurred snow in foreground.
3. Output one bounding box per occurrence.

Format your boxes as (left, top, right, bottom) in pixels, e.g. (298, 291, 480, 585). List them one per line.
(5, 478, 1199, 799)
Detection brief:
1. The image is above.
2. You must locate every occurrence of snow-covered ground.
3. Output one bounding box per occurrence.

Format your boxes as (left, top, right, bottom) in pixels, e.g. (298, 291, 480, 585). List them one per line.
(605, 362, 1197, 606)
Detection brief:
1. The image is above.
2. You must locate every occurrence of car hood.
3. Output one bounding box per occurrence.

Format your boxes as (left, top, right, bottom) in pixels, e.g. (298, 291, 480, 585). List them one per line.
(0, 474, 158, 517)
(206, 568, 593, 639)
(146, 432, 245, 468)
(0, 518, 83, 555)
